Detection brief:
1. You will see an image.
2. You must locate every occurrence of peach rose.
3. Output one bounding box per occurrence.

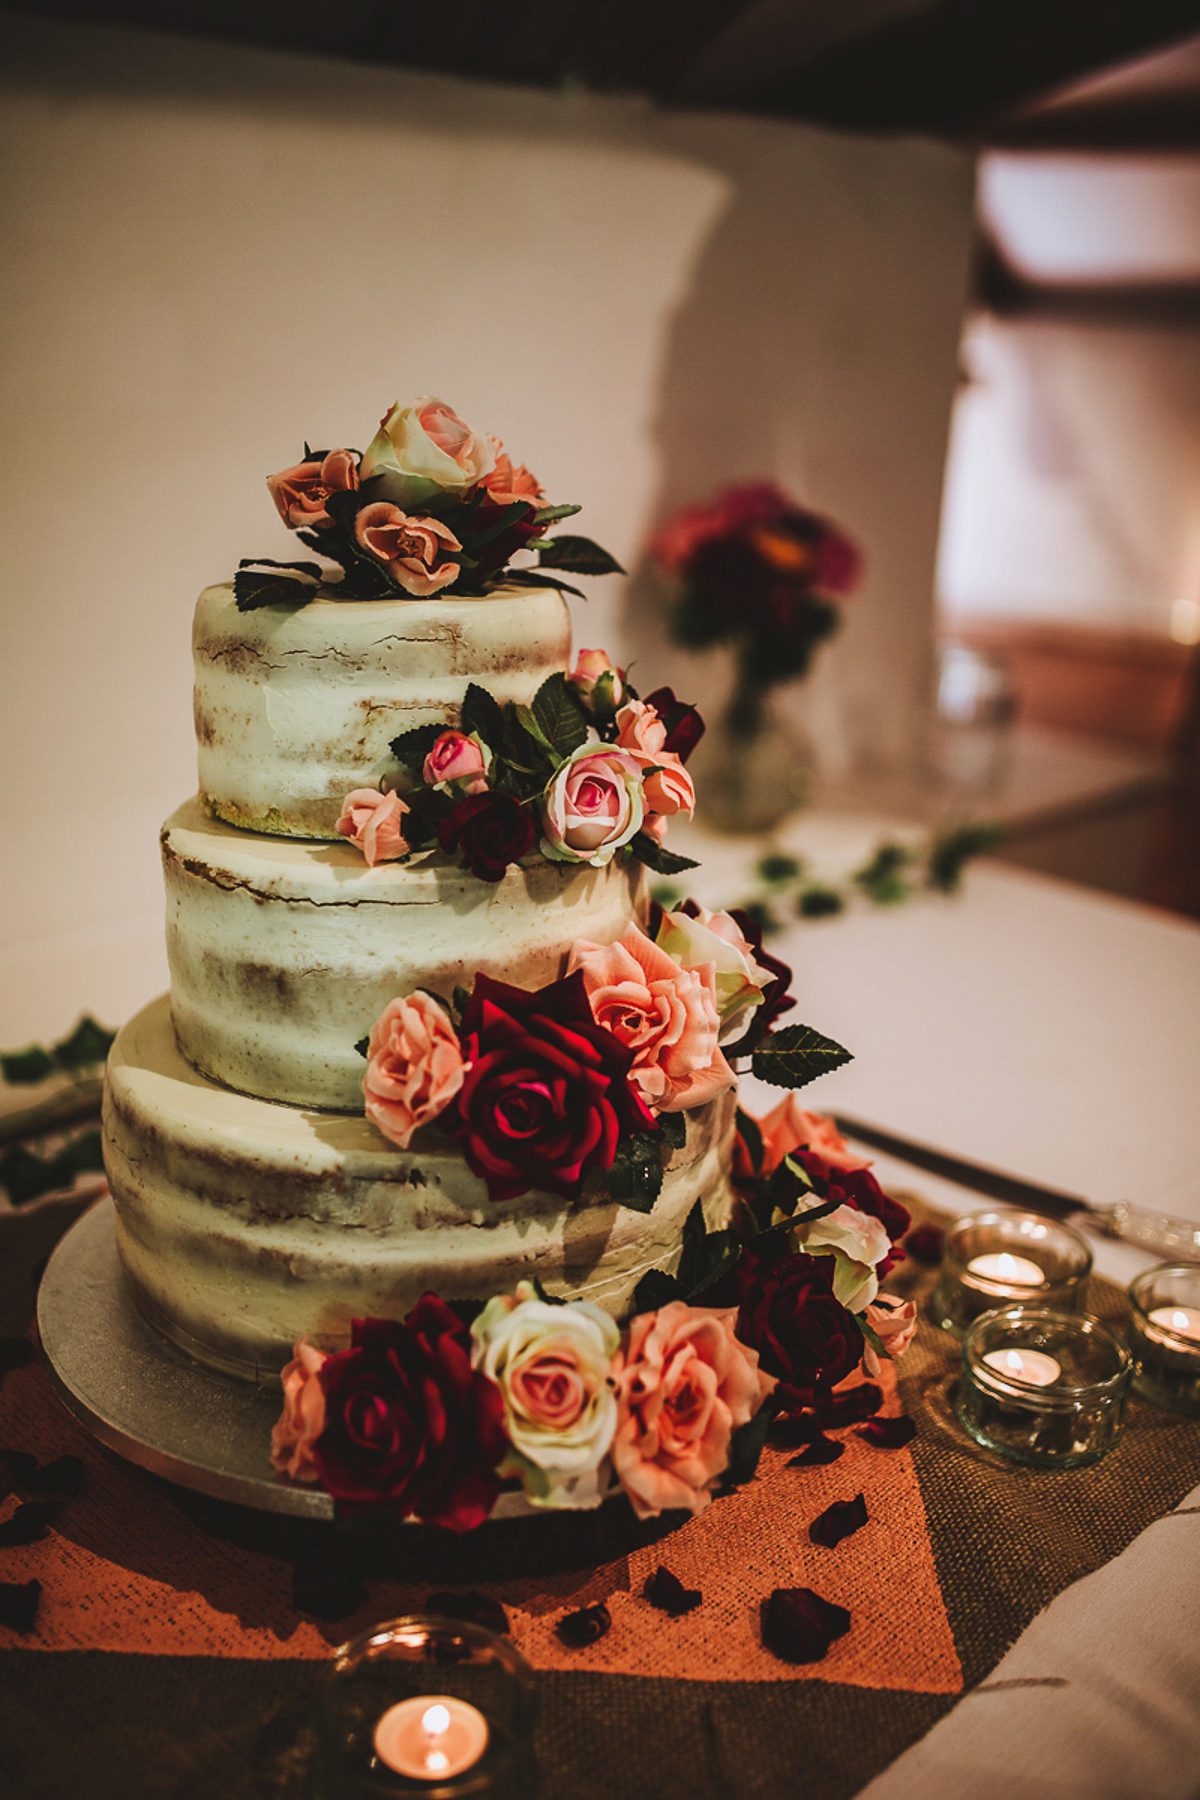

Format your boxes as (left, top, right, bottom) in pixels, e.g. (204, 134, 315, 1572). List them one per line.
(360, 396, 496, 509)
(270, 1338, 328, 1483)
(364, 991, 467, 1149)
(541, 745, 644, 867)
(336, 787, 410, 865)
(482, 439, 544, 507)
(266, 448, 359, 531)
(422, 729, 490, 795)
(354, 501, 462, 597)
(611, 1303, 774, 1519)
(614, 702, 695, 829)
(755, 1097, 873, 1177)
(568, 924, 733, 1113)
(614, 699, 666, 757)
(862, 1297, 919, 1378)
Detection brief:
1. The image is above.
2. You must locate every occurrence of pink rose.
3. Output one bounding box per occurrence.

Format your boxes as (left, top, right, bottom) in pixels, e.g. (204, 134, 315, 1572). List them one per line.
(354, 501, 462, 596)
(610, 1304, 774, 1519)
(614, 699, 667, 757)
(755, 1097, 873, 1177)
(364, 991, 467, 1149)
(569, 649, 625, 717)
(482, 439, 544, 507)
(336, 787, 410, 865)
(422, 729, 489, 795)
(266, 448, 359, 531)
(270, 1338, 328, 1483)
(541, 745, 644, 867)
(862, 1297, 919, 1378)
(568, 924, 733, 1113)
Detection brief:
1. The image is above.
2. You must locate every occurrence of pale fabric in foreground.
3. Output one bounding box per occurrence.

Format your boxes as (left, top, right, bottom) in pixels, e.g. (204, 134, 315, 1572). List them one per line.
(858, 1480, 1200, 1800)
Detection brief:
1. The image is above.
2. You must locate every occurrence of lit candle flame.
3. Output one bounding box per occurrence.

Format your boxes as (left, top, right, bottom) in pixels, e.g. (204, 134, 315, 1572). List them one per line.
(422, 1704, 451, 1739)
(1170, 1310, 1191, 1333)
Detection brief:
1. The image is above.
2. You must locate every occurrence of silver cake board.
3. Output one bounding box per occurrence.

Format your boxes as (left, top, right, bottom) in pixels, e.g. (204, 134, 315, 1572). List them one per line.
(37, 1196, 546, 1523)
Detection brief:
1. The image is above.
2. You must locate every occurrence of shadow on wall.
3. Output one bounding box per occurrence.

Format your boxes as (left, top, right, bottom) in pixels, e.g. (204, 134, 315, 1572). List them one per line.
(620, 118, 976, 785)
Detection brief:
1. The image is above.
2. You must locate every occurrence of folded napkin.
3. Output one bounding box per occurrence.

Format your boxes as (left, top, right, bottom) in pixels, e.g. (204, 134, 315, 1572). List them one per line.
(859, 1480, 1200, 1800)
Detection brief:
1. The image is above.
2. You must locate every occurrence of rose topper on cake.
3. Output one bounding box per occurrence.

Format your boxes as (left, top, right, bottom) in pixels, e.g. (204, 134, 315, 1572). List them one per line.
(236, 397, 624, 610)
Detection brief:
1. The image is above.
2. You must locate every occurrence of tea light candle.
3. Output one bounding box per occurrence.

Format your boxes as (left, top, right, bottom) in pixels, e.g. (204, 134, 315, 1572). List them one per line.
(967, 1252, 1046, 1288)
(1147, 1306, 1200, 1344)
(982, 1347, 1062, 1387)
(374, 1696, 489, 1781)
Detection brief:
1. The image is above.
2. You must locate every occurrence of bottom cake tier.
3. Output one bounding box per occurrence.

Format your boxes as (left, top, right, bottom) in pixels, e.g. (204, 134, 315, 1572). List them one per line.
(103, 996, 737, 1383)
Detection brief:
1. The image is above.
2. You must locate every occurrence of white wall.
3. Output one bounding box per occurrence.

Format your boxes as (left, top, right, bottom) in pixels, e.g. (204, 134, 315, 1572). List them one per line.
(0, 13, 974, 1041)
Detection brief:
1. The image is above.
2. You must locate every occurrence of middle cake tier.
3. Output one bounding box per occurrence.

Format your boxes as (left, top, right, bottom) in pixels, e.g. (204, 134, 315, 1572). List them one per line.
(163, 797, 645, 1111)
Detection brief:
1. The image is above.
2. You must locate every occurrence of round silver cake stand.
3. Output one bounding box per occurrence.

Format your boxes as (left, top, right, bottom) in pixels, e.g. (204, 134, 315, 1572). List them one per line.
(37, 1196, 534, 1523)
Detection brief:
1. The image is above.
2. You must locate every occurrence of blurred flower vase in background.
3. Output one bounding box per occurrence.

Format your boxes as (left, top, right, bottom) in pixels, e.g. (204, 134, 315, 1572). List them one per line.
(651, 484, 861, 833)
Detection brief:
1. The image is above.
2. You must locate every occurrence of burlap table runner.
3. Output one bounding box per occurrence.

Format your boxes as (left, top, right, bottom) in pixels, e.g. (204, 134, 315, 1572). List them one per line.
(2, 1192, 1198, 1800)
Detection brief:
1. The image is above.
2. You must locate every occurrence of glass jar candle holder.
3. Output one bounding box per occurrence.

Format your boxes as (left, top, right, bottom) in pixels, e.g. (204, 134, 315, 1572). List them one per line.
(956, 1306, 1131, 1468)
(1128, 1264, 1200, 1416)
(931, 1209, 1092, 1339)
(314, 1616, 538, 1800)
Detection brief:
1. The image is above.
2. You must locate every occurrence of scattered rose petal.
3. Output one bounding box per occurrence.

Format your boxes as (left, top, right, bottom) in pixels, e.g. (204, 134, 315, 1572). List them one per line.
(816, 1383, 882, 1428)
(905, 1223, 944, 1266)
(761, 1587, 851, 1664)
(809, 1493, 869, 1548)
(643, 1566, 702, 1617)
(859, 1414, 917, 1449)
(0, 1340, 33, 1379)
(556, 1603, 612, 1648)
(0, 1580, 41, 1634)
(427, 1591, 510, 1636)
(23, 1455, 84, 1500)
(769, 1413, 824, 1448)
(291, 1549, 366, 1622)
(0, 1501, 61, 1546)
(786, 1434, 845, 1469)
(0, 1448, 37, 1502)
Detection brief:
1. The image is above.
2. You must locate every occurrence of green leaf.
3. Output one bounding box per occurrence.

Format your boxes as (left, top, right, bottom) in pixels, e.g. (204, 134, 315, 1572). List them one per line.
(531, 672, 589, 757)
(531, 503, 582, 526)
(0, 1045, 57, 1085)
(798, 886, 845, 919)
(500, 568, 588, 602)
(530, 1275, 568, 1307)
(751, 1023, 853, 1091)
(853, 842, 914, 907)
(853, 1312, 887, 1357)
(0, 1129, 104, 1206)
(513, 704, 554, 755)
(536, 534, 625, 577)
(233, 567, 319, 611)
(657, 1110, 687, 1151)
(53, 1016, 115, 1071)
(236, 557, 323, 577)
(452, 986, 472, 1019)
(461, 683, 506, 751)
(605, 1133, 665, 1213)
(720, 1396, 782, 1491)
(926, 820, 1004, 894)
(756, 853, 804, 887)
(354, 1036, 369, 1059)
(631, 1267, 684, 1314)
(629, 832, 699, 876)
(673, 1199, 743, 1302)
(388, 721, 444, 769)
(735, 1107, 765, 1176)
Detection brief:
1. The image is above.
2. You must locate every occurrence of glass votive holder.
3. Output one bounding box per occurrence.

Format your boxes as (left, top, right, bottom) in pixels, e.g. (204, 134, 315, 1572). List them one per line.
(1127, 1264, 1200, 1415)
(931, 1209, 1092, 1339)
(314, 1616, 538, 1800)
(956, 1306, 1132, 1468)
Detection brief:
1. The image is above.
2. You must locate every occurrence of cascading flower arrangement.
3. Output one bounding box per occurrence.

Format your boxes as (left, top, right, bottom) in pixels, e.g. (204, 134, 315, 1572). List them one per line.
(269, 1104, 917, 1529)
(235, 395, 623, 610)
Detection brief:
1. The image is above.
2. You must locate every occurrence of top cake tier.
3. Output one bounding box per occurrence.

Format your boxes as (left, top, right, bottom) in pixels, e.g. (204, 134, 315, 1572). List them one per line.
(194, 581, 572, 840)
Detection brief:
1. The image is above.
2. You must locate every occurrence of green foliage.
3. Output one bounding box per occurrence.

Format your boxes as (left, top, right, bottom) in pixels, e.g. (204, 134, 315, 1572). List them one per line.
(756, 853, 804, 887)
(2, 1016, 115, 1085)
(388, 721, 444, 769)
(797, 886, 845, 919)
(853, 842, 913, 906)
(233, 561, 322, 611)
(628, 833, 699, 876)
(531, 673, 589, 757)
(927, 820, 1005, 893)
(656, 1110, 687, 1152)
(460, 683, 507, 752)
(536, 535, 626, 577)
(0, 1129, 104, 1206)
(532, 503, 582, 527)
(605, 1132, 665, 1213)
(751, 1023, 853, 1091)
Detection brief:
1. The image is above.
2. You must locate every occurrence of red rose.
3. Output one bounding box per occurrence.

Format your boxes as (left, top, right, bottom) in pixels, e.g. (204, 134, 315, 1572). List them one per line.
(643, 687, 705, 765)
(313, 1299, 507, 1529)
(466, 494, 546, 584)
(734, 1249, 863, 1414)
(438, 791, 535, 882)
(794, 1152, 911, 1275)
(723, 905, 796, 1049)
(451, 971, 656, 1202)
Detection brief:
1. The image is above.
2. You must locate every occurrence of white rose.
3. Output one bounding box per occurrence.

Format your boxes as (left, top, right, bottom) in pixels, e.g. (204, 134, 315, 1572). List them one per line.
(655, 905, 773, 1044)
(792, 1202, 892, 1312)
(470, 1282, 620, 1510)
(360, 396, 496, 509)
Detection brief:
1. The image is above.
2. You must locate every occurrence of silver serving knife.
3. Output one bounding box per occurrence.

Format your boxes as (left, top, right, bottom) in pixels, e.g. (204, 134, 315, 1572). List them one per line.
(832, 1113, 1200, 1262)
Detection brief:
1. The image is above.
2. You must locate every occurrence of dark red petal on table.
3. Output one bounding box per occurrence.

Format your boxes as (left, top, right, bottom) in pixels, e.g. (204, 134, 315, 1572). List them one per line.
(809, 1492, 869, 1548)
(0, 1580, 41, 1635)
(644, 1566, 702, 1617)
(904, 1222, 945, 1266)
(761, 1587, 851, 1664)
(557, 1602, 612, 1648)
(786, 1434, 845, 1469)
(0, 1501, 61, 1546)
(859, 1414, 917, 1450)
(816, 1383, 883, 1428)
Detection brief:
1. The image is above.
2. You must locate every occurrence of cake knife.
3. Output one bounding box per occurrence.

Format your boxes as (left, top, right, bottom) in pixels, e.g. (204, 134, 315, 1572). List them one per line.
(832, 1113, 1200, 1261)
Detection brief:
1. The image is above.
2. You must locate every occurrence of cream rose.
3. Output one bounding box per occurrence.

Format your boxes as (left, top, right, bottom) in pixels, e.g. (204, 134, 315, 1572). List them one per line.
(610, 1304, 774, 1520)
(541, 745, 645, 867)
(269, 1338, 328, 1483)
(360, 396, 496, 509)
(354, 501, 462, 597)
(568, 924, 733, 1113)
(470, 1282, 619, 1510)
(655, 905, 773, 1045)
(363, 991, 467, 1149)
(792, 1201, 893, 1312)
(336, 787, 410, 865)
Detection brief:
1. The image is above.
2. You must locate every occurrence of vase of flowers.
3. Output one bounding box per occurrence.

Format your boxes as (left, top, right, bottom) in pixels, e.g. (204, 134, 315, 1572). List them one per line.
(651, 483, 861, 834)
